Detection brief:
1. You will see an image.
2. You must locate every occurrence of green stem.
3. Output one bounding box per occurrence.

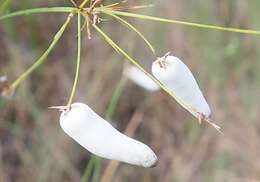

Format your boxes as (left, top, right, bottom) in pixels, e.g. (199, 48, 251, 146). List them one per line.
(92, 157, 102, 182)
(100, 9, 260, 35)
(93, 24, 199, 118)
(10, 12, 74, 91)
(105, 77, 127, 121)
(67, 12, 81, 107)
(0, 7, 75, 21)
(81, 156, 95, 182)
(79, 0, 90, 9)
(108, 13, 155, 55)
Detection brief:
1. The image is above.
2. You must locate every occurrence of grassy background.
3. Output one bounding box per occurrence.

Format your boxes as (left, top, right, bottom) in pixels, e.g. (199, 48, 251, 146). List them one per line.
(1, 0, 260, 181)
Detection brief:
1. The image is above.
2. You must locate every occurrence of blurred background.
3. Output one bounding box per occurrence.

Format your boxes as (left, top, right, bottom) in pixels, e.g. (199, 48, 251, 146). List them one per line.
(1, 0, 260, 181)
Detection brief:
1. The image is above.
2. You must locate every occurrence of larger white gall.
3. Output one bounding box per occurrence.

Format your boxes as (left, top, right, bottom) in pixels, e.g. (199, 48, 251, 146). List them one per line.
(152, 53, 221, 133)
(53, 103, 158, 168)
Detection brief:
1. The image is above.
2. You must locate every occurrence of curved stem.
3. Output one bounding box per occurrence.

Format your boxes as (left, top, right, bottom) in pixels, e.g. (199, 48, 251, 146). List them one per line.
(67, 12, 81, 107)
(0, 7, 75, 21)
(108, 13, 156, 55)
(93, 24, 222, 133)
(100, 9, 260, 35)
(10, 12, 74, 91)
(79, 0, 90, 9)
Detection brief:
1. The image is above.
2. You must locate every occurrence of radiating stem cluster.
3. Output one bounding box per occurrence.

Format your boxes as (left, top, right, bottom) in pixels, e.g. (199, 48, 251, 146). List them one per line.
(1, 1, 260, 105)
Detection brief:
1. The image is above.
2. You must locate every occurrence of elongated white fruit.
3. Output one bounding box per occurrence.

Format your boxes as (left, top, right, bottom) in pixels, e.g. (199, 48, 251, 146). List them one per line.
(124, 66, 159, 91)
(56, 103, 158, 168)
(152, 54, 222, 133)
(152, 53, 211, 118)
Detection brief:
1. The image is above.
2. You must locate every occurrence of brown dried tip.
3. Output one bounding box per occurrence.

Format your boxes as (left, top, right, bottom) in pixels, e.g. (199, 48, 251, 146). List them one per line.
(204, 118, 223, 135)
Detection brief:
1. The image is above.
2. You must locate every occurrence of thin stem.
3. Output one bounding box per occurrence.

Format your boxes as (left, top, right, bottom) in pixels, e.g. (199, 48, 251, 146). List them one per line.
(67, 12, 81, 107)
(92, 157, 102, 182)
(70, 0, 77, 7)
(0, 7, 75, 21)
(92, 24, 196, 116)
(93, 24, 222, 132)
(100, 9, 260, 35)
(81, 156, 95, 182)
(10, 12, 74, 90)
(105, 77, 127, 121)
(108, 13, 156, 55)
(79, 0, 90, 9)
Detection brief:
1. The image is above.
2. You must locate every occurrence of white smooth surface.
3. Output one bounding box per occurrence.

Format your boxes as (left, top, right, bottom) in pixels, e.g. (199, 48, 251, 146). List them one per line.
(152, 55, 211, 117)
(59, 103, 158, 168)
(124, 66, 159, 91)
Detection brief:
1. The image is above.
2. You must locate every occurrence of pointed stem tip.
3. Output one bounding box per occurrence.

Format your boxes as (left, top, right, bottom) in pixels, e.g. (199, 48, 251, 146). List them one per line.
(48, 105, 69, 112)
(205, 118, 223, 135)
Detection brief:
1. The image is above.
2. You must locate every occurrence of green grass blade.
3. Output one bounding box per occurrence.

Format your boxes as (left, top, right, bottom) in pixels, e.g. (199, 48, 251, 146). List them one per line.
(10, 13, 74, 90)
(92, 157, 102, 182)
(105, 77, 127, 121)
(103, 2, 121, 8)
(67, 12, 81, 106)
(81, 156, 95, 182)
(0, 7, 75, 21)
(106, 12, 155, 55)
(100, 9, 260, 35)
(93, 24, 200, 119)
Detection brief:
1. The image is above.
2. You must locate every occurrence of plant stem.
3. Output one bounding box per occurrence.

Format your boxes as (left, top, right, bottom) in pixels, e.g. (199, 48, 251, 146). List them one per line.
(81, 156, 95, 182)
(92, 157, 102, 182)
(67, 12, 81, 107)
(108, 13, 155, 55)
(10, 12, 74, 91)
(0, 7, 75, 21)
(105, 77, 127, 121)
(93, 24, 222, 133)
(92, 24, 198, 118)
(100, 9, 260, 35)
(79, 0, 90, 9)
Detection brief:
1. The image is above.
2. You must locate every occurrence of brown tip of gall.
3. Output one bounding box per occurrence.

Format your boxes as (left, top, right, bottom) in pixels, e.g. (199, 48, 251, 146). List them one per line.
(149, 158, 159, 168)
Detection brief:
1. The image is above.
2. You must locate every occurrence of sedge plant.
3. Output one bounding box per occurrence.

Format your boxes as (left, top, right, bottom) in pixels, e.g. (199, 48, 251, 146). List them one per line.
(1, 0, 260, 181)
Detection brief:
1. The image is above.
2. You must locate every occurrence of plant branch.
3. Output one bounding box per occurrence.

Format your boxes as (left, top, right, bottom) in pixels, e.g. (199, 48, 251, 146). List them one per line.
(93, 24, 222, 132)
(79, 0, 90, 9)
(107, 12, 155, 55)
(67, 12, 82, 107)
(0, 7, 75, 21)
(100, 9, 260, 35)
(10, 12, 74, 91)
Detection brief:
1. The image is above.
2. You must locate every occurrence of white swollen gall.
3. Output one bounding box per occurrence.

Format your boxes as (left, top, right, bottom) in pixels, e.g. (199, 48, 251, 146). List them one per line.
(152, 53, 222, 133)
(124, 66, 159, 91)
(50, 103, 158, 167)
